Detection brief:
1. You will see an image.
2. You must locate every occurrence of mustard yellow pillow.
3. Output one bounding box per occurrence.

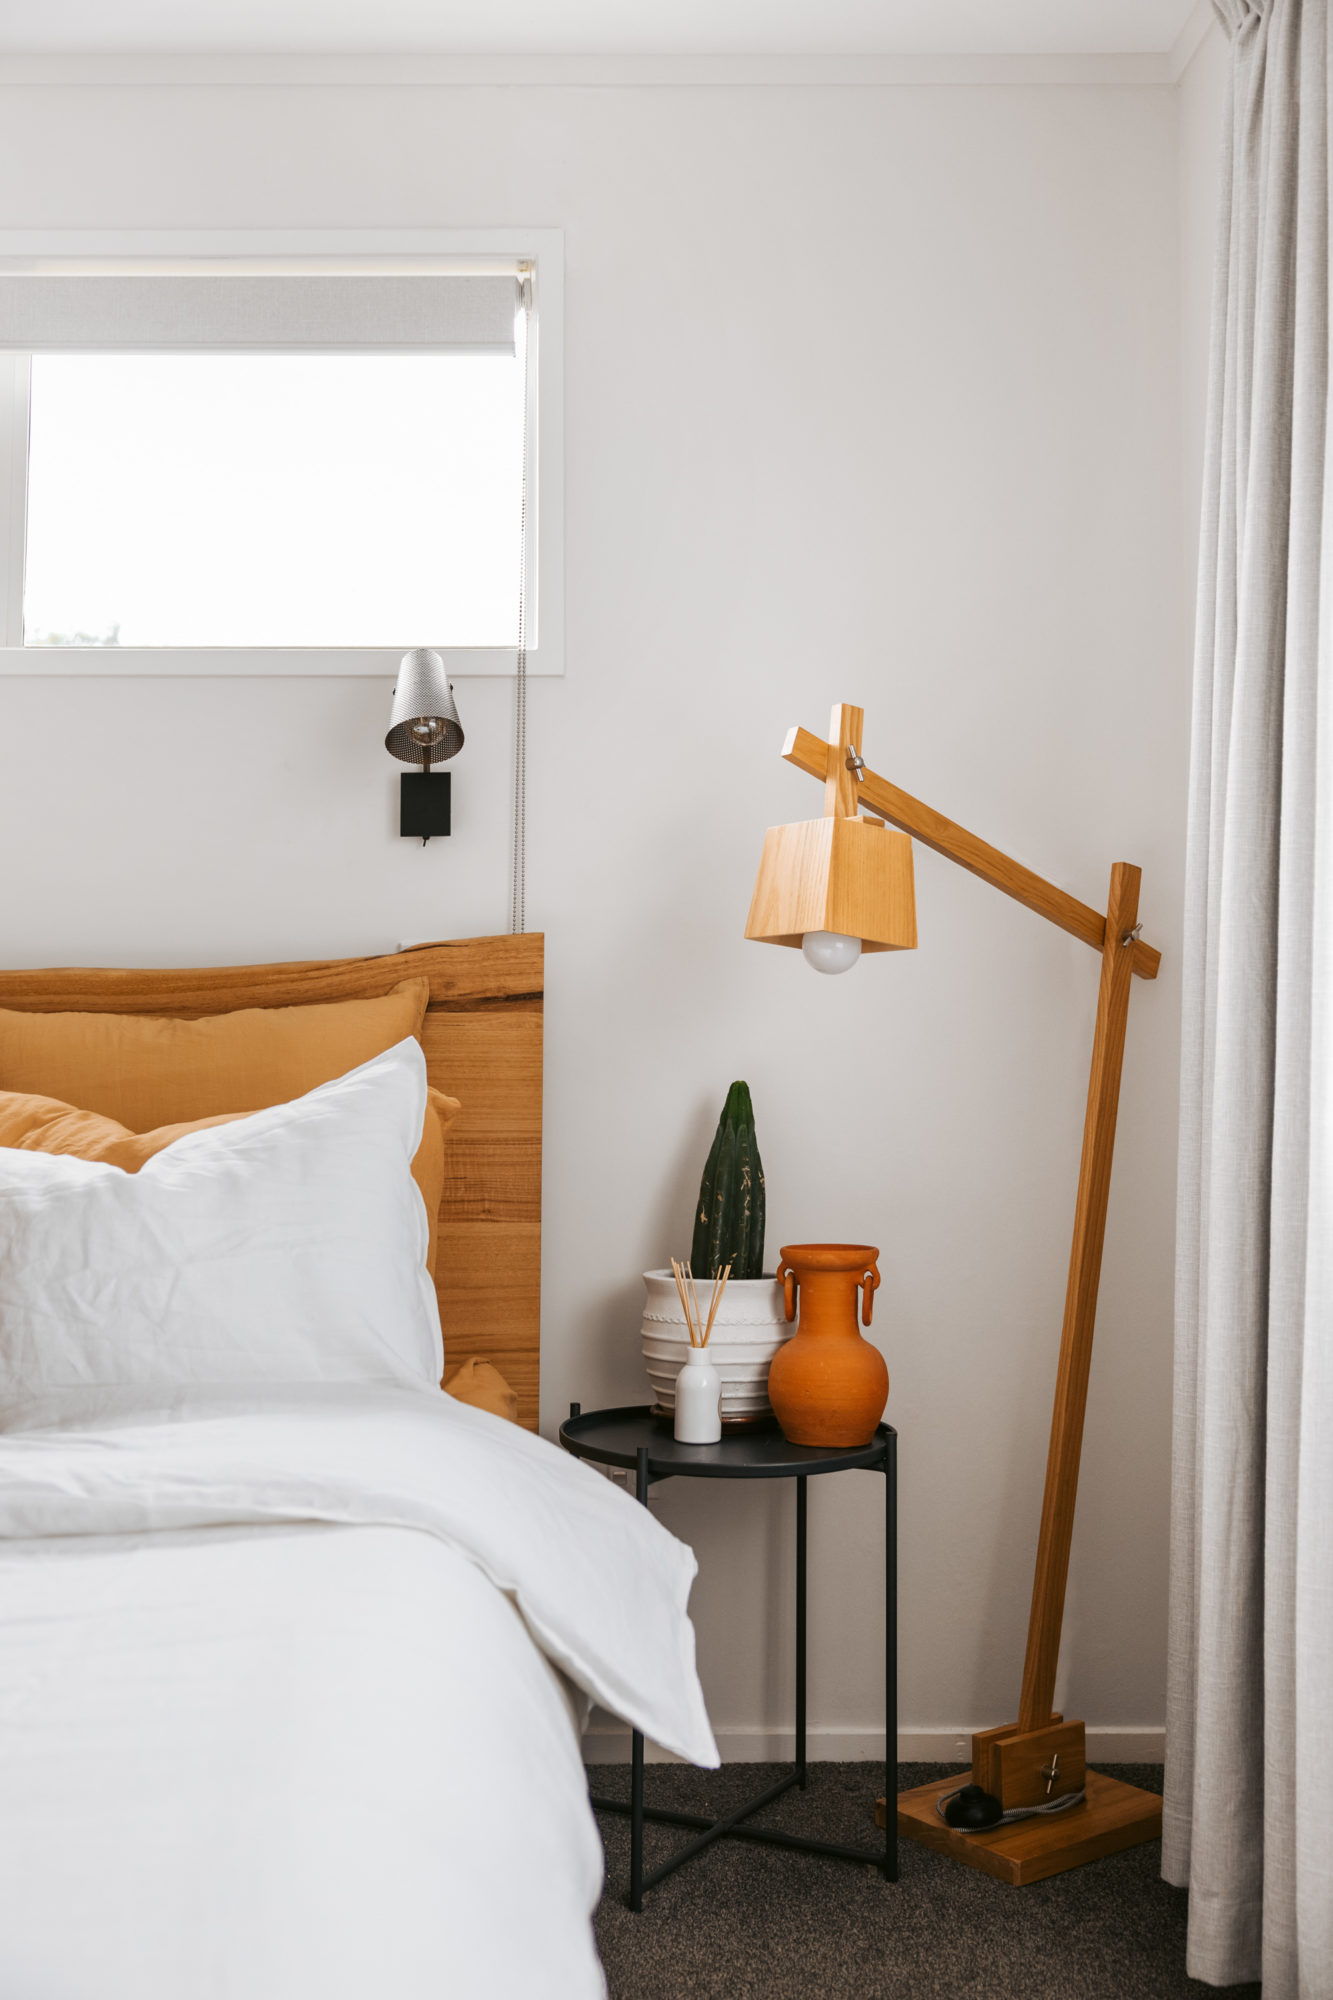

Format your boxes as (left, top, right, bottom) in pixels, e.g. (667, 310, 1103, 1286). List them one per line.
(0, 978, 431, 1132)
(0, 1080, 461, 1281)
(413, 1087, 461, 1279)
(0, 1093, 226, 1164)
(443, 1356, 520, 1425)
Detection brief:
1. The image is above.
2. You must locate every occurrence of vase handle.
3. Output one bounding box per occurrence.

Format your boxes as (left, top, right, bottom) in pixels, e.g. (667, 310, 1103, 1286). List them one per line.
(778, 1259, 798, 1324)
(861, 1264, 880, 1327)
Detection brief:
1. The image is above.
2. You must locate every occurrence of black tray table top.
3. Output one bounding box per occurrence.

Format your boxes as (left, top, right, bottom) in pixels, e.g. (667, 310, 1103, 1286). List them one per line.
(559, 1403, 893, 1480)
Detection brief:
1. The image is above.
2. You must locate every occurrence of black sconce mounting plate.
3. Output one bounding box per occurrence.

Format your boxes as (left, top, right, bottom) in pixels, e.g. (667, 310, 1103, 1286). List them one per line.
(400, 771, 452, 842)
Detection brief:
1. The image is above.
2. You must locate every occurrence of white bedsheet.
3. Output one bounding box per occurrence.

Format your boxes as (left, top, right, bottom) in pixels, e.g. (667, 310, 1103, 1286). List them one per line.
(0, 1388, 717, 1999)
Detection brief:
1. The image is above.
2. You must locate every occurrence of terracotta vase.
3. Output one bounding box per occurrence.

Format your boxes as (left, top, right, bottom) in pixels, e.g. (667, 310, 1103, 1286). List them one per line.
(767, 1243, 887, 1448)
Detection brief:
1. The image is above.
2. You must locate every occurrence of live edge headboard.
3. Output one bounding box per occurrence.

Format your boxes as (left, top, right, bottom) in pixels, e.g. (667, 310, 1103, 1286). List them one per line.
(0, 934, 544, 1432)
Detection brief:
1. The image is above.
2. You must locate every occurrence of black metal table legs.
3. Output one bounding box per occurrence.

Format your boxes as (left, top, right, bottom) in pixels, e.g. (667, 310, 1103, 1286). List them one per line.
(628, 1446, 648, 1910)
(884, 1429, 898, 1881)
(796, 1471, 807, 1788)
(590, 1444, 897, 1908)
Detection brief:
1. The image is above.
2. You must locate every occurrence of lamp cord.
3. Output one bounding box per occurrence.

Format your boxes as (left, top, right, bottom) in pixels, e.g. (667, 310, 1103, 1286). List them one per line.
(934, 1785, 1087, 1827)
(510, 277, 532, 936)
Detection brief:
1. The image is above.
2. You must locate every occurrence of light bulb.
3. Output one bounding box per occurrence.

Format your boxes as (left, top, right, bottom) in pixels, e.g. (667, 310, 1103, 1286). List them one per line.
(801, 931, 862, 975)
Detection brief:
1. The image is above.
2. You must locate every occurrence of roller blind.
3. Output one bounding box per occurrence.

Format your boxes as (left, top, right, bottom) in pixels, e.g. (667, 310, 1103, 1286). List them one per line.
(0, 273, 518, 353)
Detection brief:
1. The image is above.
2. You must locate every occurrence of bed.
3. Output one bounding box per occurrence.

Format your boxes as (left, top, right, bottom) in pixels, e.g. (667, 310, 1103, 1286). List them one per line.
(0, 937, 715, 2000)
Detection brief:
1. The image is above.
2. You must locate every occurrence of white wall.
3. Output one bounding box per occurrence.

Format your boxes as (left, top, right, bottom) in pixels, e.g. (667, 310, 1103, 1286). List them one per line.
(1179, 21, 1230, 598)
(0, 65, 1186, 1752)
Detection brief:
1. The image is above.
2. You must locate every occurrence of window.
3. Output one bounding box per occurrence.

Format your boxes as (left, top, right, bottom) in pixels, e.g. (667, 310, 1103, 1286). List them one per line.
(0, 235, 563, 675)
(25, 352, 524, 651)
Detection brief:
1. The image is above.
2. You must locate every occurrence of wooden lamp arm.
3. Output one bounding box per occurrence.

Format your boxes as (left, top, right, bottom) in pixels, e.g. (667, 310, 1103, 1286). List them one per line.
(782, 725, 1160, 981)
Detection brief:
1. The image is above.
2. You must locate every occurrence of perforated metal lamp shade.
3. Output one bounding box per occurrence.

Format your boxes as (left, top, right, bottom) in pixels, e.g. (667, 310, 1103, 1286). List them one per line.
(385, 648, 464, 766)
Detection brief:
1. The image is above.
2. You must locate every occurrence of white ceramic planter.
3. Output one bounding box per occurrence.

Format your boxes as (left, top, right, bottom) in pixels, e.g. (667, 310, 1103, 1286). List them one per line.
(641, 1270, 791, 1428)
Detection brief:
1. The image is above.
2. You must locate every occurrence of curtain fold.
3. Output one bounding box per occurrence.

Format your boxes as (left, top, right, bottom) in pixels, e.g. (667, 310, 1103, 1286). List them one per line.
(1166, 1, 1333, 1992)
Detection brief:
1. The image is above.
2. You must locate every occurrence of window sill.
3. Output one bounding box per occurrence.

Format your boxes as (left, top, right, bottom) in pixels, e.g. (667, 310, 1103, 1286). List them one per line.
(0, 645, 560, 678)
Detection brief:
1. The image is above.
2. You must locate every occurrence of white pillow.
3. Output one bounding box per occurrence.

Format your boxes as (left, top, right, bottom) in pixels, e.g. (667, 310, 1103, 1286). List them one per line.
(0, 1039, 443, 1418)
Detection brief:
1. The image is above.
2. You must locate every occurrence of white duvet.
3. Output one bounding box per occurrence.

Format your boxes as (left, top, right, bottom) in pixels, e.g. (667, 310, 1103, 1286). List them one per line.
(0, 1387, 717, 2000)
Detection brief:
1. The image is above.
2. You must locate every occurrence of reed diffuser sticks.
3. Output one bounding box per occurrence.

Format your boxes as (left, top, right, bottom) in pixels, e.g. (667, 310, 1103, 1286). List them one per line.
(703, 1260, 732, 1344)
(670, 1257, 732, 1348)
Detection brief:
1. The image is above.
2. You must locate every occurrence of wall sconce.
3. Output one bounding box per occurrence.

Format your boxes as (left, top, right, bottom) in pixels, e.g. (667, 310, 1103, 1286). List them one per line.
(385, 648, 464, 843)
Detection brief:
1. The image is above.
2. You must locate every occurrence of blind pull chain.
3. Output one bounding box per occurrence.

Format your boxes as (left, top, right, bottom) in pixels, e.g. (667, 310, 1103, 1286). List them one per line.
(510, 272, 532, 936)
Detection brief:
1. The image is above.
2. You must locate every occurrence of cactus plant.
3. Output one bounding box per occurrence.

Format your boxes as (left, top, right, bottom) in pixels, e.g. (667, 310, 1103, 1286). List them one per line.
(691, 1081, 765, 1280)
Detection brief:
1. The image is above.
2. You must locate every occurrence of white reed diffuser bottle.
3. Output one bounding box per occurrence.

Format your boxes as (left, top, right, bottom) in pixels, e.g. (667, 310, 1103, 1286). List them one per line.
(674, 1345, 722, 1444)
(670, 1258, 730, 1445)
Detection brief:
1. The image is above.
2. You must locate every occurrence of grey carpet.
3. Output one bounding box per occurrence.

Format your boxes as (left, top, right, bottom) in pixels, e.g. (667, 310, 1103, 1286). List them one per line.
(590, 1763, 1261, 2000)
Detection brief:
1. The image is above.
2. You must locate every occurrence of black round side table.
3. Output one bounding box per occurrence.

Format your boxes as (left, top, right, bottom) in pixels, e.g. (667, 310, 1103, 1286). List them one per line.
(559, 1403, 897, 1909)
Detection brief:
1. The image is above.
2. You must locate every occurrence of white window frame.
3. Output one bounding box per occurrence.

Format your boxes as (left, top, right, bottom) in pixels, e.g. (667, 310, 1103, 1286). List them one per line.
(0, 227, 564, 678)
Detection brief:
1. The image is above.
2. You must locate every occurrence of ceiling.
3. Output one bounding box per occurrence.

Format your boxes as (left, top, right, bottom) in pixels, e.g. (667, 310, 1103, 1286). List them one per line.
(0, 0, 1203, 58)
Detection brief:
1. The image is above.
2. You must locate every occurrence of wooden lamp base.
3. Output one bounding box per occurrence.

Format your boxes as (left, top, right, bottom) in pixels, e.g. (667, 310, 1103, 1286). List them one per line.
(875, 1717, 1161, 1884)
(881, 1768, 1162, 1887)
(972, 1715, 1085, 1805)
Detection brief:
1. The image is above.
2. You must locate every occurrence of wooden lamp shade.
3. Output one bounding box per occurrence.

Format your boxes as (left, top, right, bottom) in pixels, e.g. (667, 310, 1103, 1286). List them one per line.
(745, 816, 917, 952)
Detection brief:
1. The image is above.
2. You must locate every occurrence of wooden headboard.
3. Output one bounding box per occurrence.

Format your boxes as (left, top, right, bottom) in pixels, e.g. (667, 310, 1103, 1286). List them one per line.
(0, 934, 544, 1432)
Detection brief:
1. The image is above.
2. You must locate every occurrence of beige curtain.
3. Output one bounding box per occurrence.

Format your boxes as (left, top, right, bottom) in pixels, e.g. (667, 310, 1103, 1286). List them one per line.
(1165, 1, 1333, 1993)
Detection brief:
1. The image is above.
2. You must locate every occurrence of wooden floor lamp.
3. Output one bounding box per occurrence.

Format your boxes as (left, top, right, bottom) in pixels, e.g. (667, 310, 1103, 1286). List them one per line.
(746, 703, 1164, 1884)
